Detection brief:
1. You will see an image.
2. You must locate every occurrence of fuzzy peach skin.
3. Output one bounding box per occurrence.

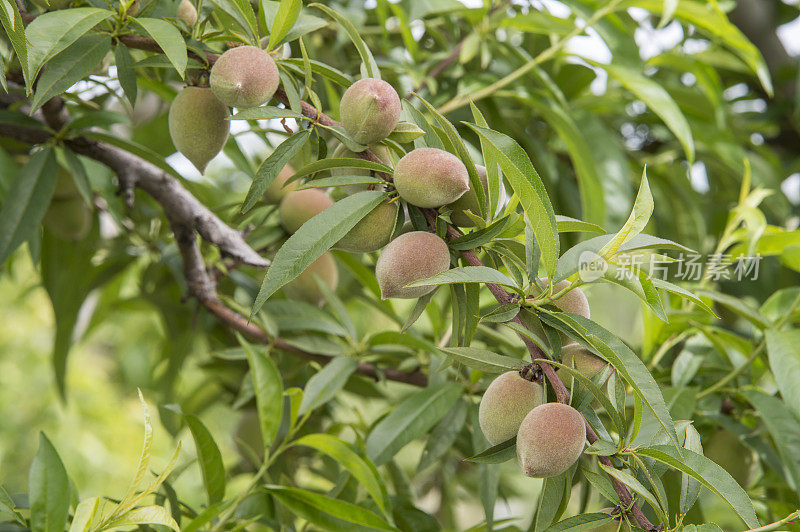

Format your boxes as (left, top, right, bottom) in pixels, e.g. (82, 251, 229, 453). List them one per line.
(336, 200, 398, 253)
(516, 402, 586, 478)
(375, 231, 450, 299)
(339, 78, 401, 145)
(478, 371, 544, 445)
(263, 164, 298, 204)
(210, 46, 279, 109)
(392, 148, 470, 208)
(168, 86, 229, 173)
(283, 252, 339, 306)
(279, 189, 334, 234)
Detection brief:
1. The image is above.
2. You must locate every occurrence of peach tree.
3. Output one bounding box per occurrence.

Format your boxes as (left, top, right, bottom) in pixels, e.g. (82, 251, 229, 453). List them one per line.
(1, 0, 800, 531)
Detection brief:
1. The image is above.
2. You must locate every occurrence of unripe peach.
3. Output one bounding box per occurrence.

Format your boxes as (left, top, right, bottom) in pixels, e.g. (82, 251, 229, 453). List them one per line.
(210, 46, 279, 109)
(336, 200, 398, 253)
(478, 371, 544, 445)
(283, 252, 339, 305)
(559, 343, 609, 389)
(279, 189, 334, 234)
(375, 231, 450, 299)
(168, 86, 230, 173)
(177, 0, 198, 27)
(517, 403, 586, 478)
(339, 78, 401, 145)
(393, 148, 469, 208)
(263, 164, 298, 204)
(449, 165, 488, 227)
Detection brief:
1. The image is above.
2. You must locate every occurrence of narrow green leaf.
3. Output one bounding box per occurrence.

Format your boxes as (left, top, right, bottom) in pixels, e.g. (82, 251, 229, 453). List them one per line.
(0, 0, 29, 88)
(132, 18, 188, 77)
(29, 433, 70, 532)
(185, 415, 226, 505)
(252, 191, 387, 315)
(637, 445, 760, 529)
(742, 389, 800, 492)
(598, 463, 663, 522)
(241, 129, 311, 214)
(114, 44, 138, 107)
(555, 215, 605, 234)
(298, 356, 358, 416)
(230, 106, 305, 121)
(464, 123, 559, 279)
(266, 485, 397, 531)
(437, 347, 523, 374)
(465, 438, 516, 464)
(239, 335, 283, 449)
(599, 168, 653, 259)
(30, 34, 112, 112)
(366, 383, 462, 465)
(25, 8, 113, 79)
(544, 514, 615, 532)
(765, 329, 800, 420)
(294, 434, 391, 518)
(68, 497, 99, 532)
(418, 399, 468, 470)
(407, 266, 521, 292)
(211, 0, 259, 41)
(102, 506, 179, 531)
(268, 0, 302, 50)
(181, 500, 235, 532)
(0, 147, 57, 265)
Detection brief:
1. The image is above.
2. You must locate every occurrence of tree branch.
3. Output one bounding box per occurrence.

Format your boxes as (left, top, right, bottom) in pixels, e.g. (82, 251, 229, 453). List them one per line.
(0, 95, 427, 388)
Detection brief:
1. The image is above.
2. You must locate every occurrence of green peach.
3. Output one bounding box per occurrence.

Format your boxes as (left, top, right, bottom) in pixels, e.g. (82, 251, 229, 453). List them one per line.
(339, 78, 401, 145)
(168, 86, 230, 174)
(517, 403, 586, 478)
(559, 343, 609, 389)
(210, 46, 279, 109)
(375, 231, 450, 299)
(478, 371, 544, 445)
(263, 164, 298, 204)
(336, 200, 398, 253)
(177, 0, 198, 26)
(278, 189, 334, 234)
(283, 252, 339, 305)
(393, 148, 469, 208)
(541, 279, 590, 318)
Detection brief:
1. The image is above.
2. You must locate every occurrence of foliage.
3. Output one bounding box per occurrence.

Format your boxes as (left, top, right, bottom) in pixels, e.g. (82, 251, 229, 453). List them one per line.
(1, 0, 800, 531)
